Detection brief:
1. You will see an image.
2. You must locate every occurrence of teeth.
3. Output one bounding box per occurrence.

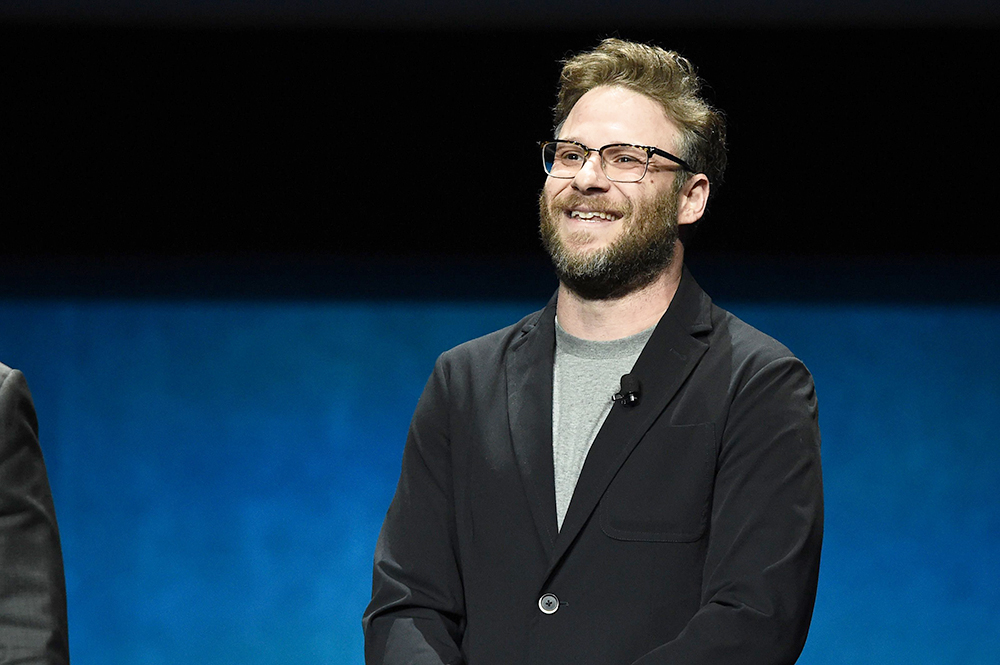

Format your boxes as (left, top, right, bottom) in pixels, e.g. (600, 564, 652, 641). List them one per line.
(570, 210, 617, 221)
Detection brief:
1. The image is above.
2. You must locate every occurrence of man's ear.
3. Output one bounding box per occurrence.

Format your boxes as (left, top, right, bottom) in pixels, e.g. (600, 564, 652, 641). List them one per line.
(677, 173, 710, 226)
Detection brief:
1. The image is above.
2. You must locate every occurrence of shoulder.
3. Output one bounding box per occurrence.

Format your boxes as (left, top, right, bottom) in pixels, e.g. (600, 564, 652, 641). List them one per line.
(0, 362, 29, 404)
(708, 304, 814, 393)
(408, 306, 549, 421)
(0, 363, 40, 435)
(437, 306, 547, 372)
(0, 363, 41, 458)
(673, 267, 802, 371)
(717, 306, 797, 362)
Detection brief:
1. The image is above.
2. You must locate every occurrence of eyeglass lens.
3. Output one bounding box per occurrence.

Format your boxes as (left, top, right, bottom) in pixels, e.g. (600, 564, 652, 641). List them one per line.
(542, 141, 649, 182)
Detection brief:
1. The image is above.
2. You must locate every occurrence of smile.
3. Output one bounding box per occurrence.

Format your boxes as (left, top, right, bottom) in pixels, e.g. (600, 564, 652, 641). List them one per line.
(568, 210, 621, 222)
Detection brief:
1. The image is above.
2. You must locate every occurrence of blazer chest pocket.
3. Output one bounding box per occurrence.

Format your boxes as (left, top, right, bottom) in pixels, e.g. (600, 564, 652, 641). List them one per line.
(600, 423, 715, 543)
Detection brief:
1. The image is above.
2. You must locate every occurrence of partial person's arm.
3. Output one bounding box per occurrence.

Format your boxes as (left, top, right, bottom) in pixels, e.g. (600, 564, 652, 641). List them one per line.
(0, 368, 70, 664)
(363, 360, 466, 665)
(633, 355, 823, 665)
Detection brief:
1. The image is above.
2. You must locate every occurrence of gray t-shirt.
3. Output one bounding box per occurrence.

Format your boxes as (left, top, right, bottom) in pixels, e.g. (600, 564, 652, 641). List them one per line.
(552, 318, 654, 530)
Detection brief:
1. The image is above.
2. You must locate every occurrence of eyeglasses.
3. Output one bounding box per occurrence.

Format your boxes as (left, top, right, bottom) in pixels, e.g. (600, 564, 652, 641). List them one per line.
(540, 139, 693, 183)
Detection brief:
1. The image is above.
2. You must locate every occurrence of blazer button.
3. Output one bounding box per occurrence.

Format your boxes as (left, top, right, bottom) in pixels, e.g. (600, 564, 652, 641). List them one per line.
(538, 593, 559, 614)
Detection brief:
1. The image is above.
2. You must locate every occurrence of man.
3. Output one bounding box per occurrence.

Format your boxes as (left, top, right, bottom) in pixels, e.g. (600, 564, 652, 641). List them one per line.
(364, 38, 823, 665)
(0, 364, 70, 664)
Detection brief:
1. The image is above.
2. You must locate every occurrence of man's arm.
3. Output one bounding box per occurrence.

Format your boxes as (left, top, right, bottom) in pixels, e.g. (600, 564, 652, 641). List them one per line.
(0, 368, 70, 664)
(363, 360, 466, 665)
(635, 355, 823, 665)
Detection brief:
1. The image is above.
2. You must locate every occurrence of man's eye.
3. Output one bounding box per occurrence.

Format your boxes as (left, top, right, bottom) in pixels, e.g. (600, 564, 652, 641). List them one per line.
(607, 149, 645, 164)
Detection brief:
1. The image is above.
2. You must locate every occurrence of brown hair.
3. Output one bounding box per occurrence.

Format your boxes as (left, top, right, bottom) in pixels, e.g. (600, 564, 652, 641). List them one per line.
(554, 38, 727, 189)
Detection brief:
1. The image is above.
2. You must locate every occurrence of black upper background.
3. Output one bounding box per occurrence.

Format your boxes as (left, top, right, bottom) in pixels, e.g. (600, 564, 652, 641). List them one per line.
(2, 20, 998, 299)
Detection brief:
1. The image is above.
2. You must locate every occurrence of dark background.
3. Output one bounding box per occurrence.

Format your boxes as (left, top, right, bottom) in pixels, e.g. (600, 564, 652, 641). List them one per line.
(3, 12, 998, 301)
(2, 7, 1000, 664)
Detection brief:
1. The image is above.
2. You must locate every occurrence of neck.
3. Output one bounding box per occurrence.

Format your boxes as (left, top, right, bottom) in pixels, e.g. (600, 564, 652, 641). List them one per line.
(556, 245, 684, 341)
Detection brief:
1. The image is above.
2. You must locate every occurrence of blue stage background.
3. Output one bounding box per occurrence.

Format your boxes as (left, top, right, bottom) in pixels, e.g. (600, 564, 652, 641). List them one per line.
(1, 279, 998, 663)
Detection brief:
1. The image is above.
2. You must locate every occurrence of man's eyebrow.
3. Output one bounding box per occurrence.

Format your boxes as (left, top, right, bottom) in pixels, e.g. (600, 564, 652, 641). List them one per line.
(557, 138, 640, 147)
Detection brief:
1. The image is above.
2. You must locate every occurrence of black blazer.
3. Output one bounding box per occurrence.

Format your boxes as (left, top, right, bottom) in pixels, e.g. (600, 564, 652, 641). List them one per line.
(364, 269, 823, 665)
(0, 364, 70, 663)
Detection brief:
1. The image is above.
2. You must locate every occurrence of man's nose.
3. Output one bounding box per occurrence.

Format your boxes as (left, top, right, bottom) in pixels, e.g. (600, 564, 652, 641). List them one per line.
(572, 152, 611, 192)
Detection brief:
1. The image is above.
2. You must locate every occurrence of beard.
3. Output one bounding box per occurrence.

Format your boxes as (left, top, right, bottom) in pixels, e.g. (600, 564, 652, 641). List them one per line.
(538, 184, 681, 301)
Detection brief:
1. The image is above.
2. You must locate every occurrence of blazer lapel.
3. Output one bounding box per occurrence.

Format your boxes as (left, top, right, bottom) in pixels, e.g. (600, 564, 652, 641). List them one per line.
(506, 296, 559, 554)
(548, 270, 713, 572)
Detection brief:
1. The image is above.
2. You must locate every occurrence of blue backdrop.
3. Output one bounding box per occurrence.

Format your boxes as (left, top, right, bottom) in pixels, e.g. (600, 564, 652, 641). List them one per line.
(1, 286, 998, 663)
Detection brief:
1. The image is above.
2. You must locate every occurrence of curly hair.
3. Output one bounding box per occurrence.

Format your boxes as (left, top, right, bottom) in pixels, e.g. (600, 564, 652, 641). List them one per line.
(554, 38, 727, 189)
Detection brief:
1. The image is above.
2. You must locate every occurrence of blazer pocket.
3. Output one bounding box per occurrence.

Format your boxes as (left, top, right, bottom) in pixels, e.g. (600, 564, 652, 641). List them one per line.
(600, 423, 715, 543)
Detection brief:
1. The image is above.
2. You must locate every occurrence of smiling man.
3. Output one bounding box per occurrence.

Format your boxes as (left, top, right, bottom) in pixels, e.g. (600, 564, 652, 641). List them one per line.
(364, 39, 823, 665)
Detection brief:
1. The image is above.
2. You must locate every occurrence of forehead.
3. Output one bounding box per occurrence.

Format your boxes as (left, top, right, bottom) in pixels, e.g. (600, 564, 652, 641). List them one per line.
(560, 85, 678, 150)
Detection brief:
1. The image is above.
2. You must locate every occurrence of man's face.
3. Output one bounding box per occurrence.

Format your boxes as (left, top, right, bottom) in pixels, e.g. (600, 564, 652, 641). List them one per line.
(539, 85, 687, 300)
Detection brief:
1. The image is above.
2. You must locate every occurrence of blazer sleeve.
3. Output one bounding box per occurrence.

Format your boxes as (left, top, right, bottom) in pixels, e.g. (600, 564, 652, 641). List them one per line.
(0, 368, 70, 664)
(363, 359, 466, 665)
(633, 355, 824, 665)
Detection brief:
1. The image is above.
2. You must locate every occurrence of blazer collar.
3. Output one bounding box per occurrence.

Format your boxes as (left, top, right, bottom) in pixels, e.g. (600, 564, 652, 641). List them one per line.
(549, 266, 714, 572)
(506, 293, 560, 554)
(505, 267, 715, 566)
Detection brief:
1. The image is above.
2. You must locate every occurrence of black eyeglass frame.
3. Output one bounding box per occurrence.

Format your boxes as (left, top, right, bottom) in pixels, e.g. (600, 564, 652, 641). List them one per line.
(539, 139, 695, 183)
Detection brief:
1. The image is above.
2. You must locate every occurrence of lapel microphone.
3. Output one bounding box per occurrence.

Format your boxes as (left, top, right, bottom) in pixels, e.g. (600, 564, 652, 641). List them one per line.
(614, 373, 641, 407)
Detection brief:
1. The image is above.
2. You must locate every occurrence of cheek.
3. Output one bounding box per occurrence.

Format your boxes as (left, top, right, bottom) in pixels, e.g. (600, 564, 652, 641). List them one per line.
(543, 179, 566, 200)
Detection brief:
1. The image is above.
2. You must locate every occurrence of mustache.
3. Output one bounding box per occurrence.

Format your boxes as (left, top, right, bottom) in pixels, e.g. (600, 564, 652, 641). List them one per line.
(545, 191, 632, 217)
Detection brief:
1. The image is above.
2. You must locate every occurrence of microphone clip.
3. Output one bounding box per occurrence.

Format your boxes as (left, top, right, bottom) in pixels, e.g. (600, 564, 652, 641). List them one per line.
(613, 374, 641, 408)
